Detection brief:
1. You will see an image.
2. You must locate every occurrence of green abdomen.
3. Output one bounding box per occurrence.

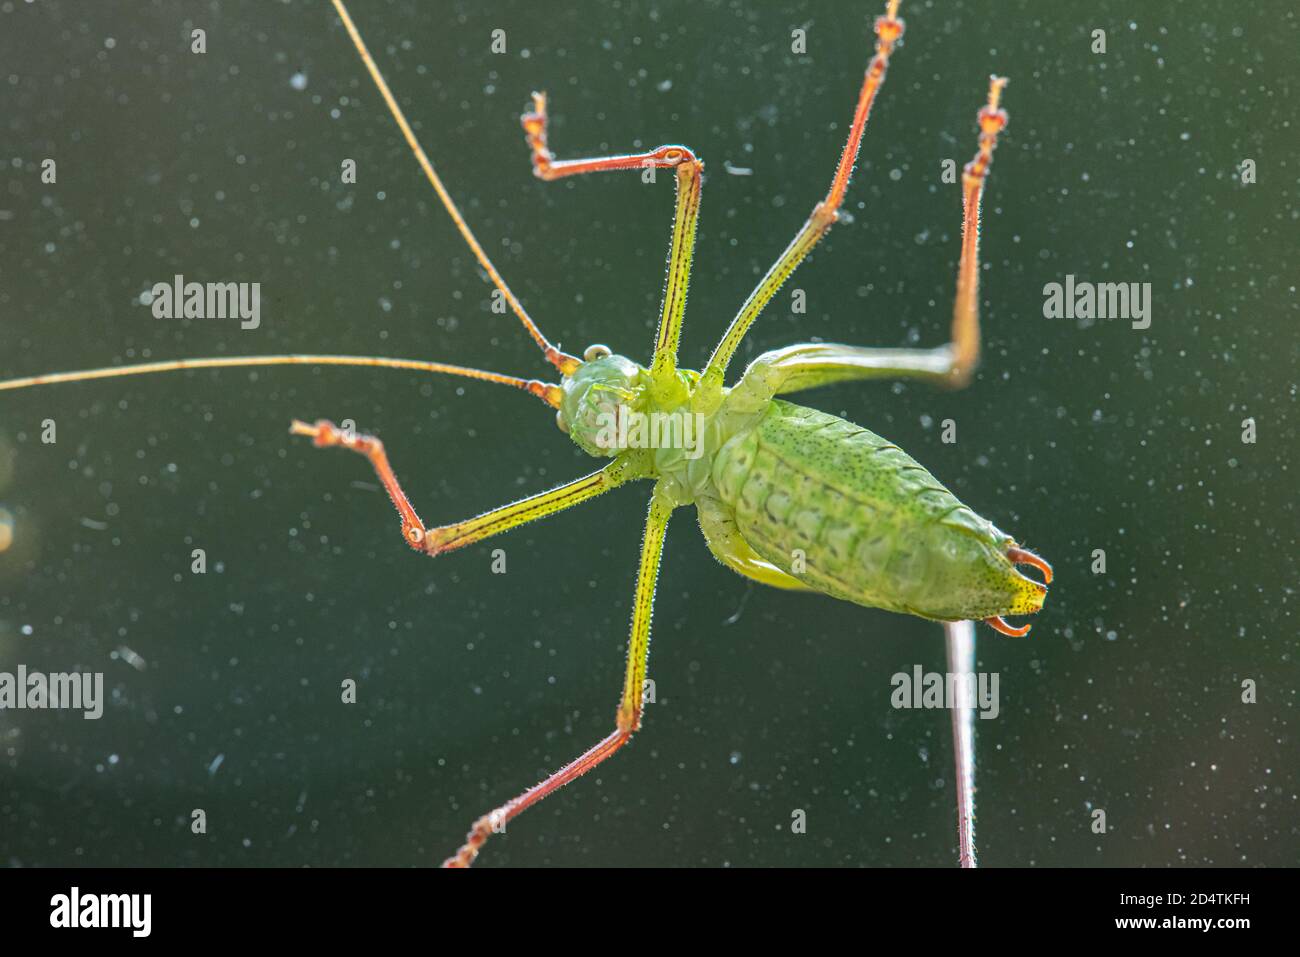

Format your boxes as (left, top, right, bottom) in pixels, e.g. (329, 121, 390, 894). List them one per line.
(709, 400, 1013, 621)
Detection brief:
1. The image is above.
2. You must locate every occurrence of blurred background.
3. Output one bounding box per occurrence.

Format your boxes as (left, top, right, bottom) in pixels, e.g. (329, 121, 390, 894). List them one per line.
(0, 0, 1294, 866)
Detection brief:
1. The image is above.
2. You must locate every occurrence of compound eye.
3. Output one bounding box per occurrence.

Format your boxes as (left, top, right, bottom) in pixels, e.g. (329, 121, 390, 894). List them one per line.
(583, 343, 612, 362)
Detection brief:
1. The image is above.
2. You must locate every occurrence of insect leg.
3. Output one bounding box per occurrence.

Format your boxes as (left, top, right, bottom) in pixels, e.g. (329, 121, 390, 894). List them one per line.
(946, 75, 1008, 387)
(735, 341, 955, 400)
(521, 92, 700, 183)
(291, 419, 649, 554)
(443, 492, 674, 867)
(700, 0, 905, 400)
(522, 94, 702, 388)
(697, 495, 815, 592)
(733, 76, 1010, 400)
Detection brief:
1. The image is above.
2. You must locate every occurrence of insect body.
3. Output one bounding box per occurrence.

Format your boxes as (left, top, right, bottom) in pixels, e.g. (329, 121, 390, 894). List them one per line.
(559, 349, 1049, 626)
(2, 0, 1050, 867)
(706, 399, 1047, 622)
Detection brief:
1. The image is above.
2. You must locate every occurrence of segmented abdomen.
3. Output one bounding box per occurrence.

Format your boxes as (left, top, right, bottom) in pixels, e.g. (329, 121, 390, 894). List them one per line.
(709, 400, 1008, 620)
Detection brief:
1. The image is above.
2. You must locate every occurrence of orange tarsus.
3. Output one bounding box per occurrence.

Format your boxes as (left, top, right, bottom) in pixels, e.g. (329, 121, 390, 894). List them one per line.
(823, 2, 905, 212)
(521, 89, 698, 181)
(1007, 546, 1053, 585)
(290, 419, 431, 552)
(441, 727, 634, 868)
(984, 616, 1032, 638)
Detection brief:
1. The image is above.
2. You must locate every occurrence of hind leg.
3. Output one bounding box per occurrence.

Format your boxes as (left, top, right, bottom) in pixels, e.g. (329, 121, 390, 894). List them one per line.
(735, 75, 1010, 403)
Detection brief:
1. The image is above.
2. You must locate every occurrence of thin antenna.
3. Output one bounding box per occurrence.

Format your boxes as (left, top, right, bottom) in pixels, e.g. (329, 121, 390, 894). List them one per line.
(0, 355, 562, 408)
(330, 0, 580, 375)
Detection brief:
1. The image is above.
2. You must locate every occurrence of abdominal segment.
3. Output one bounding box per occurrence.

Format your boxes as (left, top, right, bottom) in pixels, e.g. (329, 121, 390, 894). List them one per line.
(710, 401, 1033, 622)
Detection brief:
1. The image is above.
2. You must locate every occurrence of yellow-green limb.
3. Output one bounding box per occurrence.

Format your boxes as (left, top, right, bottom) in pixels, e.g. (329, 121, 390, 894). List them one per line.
(648, 159, 704, 397)
(444, 489, 675, 868)
(617, 491, 674, 731)
(430, 455, 652, 555)
(519, 86, 704, 399)
(730, 75, 1009, 403)
(697, 495, 815, 591)
(293, 418, 650, 555)
(699, 0, 905, 403)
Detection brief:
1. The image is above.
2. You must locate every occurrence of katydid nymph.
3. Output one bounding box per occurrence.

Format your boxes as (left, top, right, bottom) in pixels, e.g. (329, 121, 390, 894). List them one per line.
(0, 0, 1052, 868)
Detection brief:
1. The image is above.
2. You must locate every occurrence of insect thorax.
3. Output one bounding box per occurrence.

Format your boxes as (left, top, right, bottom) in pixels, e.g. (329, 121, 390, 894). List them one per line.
(555, 354, 728, 502)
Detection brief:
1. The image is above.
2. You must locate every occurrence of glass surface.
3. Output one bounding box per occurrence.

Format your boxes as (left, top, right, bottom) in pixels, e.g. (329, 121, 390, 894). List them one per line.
(0, 0, 1293, 867)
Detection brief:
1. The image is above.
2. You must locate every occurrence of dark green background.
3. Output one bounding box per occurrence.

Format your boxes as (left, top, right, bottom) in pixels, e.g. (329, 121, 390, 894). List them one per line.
(0, 0, 1294, 867)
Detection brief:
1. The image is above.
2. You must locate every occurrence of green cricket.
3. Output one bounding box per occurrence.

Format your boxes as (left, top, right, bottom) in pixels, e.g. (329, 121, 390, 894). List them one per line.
(0, 0, 1050, 867)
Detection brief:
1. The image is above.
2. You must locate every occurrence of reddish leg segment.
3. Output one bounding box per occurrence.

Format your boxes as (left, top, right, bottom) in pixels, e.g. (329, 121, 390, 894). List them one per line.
(443, 494, 674, 867)
(701, 0, 906, 396)
(290, 419, 648, 555)
(521, 93, 704, 382)
(522, 91, 699, 181)
(731, 73, 1011, 401)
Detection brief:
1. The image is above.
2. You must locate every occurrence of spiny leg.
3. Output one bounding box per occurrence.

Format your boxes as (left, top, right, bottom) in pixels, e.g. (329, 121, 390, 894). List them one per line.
(522, 91, 700, 183)
(731, 76, 1010, 400)
(948, 75, 1008, 386)
(699, 0, 906, 401)
(648, 161, 703, 394)
(444, 493, 674, 867)
(725, 79, 1039, 639)
(522, 93, 703, 394)
(291, 418, 649, 554)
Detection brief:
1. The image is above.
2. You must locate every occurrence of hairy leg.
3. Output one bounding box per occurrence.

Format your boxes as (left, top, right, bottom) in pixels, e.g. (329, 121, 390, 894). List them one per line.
(443, 492, 675, 867)
(292, 419, 649, 554)
(733, 76, 1010, 402)
(521, 93, 703, 395)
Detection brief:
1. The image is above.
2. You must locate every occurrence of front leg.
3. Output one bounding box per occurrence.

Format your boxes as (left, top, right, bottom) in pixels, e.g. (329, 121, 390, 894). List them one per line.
(291, 418, 649, 554)
(522, 92, 703, 389)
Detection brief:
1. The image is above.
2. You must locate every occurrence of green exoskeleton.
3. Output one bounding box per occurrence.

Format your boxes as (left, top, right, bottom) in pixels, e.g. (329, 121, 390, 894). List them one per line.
(564, 349, 1049, 625)
(0, 0, 1050, 867)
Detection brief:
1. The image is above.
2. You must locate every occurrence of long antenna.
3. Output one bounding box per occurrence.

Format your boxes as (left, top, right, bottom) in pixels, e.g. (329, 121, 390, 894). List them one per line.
(0, 355, 562, 408)
(0, 3, 583, 406)
(330, 0, 580, 375)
